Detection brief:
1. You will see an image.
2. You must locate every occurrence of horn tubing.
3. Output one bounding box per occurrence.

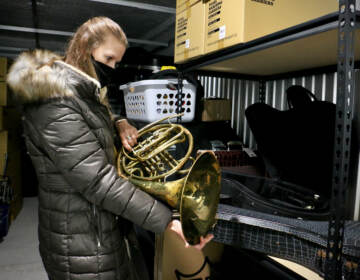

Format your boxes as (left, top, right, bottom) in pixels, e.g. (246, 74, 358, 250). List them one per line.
(118, 123, 193, 181)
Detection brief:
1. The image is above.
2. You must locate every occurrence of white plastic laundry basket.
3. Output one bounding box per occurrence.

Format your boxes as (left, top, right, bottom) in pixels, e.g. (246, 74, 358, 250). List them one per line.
(120, 79, 196, 123)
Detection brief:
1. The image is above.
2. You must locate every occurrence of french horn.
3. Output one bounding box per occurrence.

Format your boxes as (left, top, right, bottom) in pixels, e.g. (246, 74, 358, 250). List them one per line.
(116, 114, 221, 245)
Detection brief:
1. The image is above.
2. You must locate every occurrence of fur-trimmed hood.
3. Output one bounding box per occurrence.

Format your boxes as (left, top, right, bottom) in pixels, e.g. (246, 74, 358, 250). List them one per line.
(6, 49, 100, 103)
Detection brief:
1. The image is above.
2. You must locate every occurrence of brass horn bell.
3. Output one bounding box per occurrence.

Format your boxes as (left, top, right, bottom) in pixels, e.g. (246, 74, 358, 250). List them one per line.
(116, 114, 221, 245)
(128, 151, 221, 245)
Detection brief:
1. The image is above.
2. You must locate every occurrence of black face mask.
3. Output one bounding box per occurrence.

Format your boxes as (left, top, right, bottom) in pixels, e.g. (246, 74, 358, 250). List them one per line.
(91, 57, 119, 88)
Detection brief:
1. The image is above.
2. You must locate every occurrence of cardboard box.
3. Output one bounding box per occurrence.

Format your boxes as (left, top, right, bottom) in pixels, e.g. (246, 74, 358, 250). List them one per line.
(156, 229, 224, 280)
(176, 0, 189, 12)
(176, 0, 199, 13)
(174, 0, 206, 63)
(0, 57, 7, 82)
(0, 82, 7, 106)
(201, 98, 231, 121)
(205, 0, 338, 54)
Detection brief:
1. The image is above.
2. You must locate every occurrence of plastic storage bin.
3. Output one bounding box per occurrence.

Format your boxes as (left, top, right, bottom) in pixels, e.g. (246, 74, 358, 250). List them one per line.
(120, 79, 196, 123)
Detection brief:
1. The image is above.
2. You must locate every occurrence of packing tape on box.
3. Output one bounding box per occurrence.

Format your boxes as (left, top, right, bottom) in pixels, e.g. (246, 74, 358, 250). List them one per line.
(218, 39, 224, 50)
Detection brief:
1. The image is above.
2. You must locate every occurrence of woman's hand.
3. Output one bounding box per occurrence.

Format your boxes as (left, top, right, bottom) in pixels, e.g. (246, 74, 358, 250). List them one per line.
(115, 119, 138, 151)
(167, 219, 214, 251)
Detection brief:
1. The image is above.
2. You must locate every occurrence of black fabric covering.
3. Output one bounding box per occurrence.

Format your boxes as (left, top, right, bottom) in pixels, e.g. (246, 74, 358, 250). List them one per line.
(213, 204, 360, 277)
(214, 203, 360, 258)
(220, 170, 330, 221)
(182, 121, 242, 155)
(245, 85, 336, 198)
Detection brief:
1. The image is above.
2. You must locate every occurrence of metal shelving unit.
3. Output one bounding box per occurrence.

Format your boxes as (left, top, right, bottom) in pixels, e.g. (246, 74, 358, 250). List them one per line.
(178, 1, 359, 279)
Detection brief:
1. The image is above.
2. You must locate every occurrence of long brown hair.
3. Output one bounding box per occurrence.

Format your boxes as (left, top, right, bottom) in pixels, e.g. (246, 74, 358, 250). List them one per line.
(65, 16, 128, 78)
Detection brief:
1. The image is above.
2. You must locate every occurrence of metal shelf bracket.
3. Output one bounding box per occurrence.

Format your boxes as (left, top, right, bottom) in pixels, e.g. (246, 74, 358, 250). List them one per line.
(325, 1, 356, 279)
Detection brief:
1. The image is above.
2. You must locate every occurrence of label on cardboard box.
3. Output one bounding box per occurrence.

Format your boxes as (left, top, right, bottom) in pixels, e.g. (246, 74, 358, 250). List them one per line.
(205, 0, 243, 54)
(174, 0, 205, 63)
(219, 25, 226, 40)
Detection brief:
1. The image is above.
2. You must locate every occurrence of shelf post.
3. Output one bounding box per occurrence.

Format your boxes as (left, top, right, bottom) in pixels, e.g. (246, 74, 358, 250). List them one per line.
(259, 80, 266, 103)
(325, 0, 356, 279)
(177, 72, 184, 123)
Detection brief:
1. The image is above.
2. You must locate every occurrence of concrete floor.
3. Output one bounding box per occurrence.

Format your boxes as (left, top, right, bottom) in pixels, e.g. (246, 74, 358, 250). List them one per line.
(0, 197, 324, 280)
(0, 197, 48, 280)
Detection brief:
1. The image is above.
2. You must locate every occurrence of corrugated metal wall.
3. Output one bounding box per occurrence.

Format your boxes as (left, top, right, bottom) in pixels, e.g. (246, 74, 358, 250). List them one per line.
(198, 71, 360, 220)
(198, 76, 259, 148)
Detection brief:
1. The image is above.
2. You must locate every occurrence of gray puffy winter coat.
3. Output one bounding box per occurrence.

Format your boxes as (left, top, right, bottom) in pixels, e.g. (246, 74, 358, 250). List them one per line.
(7, 50, 172, 280)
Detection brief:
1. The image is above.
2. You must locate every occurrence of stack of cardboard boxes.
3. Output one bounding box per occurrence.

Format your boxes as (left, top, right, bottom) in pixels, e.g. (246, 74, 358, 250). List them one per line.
(174, 0, 339, 64)
(0, 57, 23, 225)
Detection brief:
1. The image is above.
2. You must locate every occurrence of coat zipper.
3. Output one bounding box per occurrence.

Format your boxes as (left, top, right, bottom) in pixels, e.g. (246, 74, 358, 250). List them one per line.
(92, 204, 101, 248)
(124, 236, 132, 261)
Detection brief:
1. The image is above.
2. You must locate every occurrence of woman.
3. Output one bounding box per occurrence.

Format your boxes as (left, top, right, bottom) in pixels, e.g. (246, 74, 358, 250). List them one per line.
(7, 17, 212, 280)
